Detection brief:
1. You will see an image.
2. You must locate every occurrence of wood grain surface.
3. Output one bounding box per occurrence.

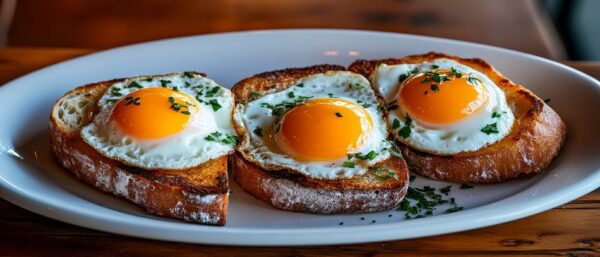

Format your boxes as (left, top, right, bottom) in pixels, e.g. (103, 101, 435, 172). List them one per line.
(6, 0, 564, 59)
(0, 48, 598, 256)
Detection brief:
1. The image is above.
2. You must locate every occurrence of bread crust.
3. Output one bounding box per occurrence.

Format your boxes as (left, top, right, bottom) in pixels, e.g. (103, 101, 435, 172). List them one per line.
(231, 65, 410, 213)
(233, 153, 408, 214)
(49, 73, 228, 225)
(349, 52, 567, 183)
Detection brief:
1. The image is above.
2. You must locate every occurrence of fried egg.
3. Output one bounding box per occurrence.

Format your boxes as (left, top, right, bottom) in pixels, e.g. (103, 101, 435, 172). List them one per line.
(372, 58, 514, 155)
(81, 72, 237, 170)
(234, 71, 392, 179)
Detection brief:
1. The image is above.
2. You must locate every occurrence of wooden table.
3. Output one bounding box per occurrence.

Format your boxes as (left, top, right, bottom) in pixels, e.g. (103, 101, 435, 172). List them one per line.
(1, 48, 599, 256)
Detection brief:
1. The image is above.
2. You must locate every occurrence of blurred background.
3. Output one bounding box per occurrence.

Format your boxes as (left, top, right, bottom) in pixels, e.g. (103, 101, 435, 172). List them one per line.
(0, 0, 598, 60)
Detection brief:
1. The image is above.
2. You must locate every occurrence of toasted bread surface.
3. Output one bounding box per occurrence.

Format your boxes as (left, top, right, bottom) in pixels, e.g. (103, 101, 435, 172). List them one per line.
(231, 65, 409, 213)
(49, 73, 228, 225)
(349, 52, 567, 183)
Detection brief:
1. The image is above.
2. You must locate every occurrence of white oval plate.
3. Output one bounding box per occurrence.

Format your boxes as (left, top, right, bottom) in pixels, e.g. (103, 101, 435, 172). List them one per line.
(0, 30, 599, 246)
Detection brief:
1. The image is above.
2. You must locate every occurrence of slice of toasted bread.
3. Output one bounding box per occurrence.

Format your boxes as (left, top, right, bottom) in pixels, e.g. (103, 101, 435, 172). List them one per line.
(349, 52, 567, 184)
(49, 73, 229, 225)
(231, 65, 409, 214)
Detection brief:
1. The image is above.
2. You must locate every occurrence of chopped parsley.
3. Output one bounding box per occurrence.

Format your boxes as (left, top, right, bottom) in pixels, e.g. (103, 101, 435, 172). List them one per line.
(168, 96, 192, 115)
(481, 123, 499, 134)
(172, 86, 179, 91)
(398, 73, 409, 83)
(492, 111, 501, 118)
(296, 83, 304, 88)
(440, 185, 452, 196)
(446, 198, 464, 213)
(260, 96, 312, 116)
(372, 166, 399, 180)
(183, 71, 194, 78)
(342, 161, 356, 168)
(204, 131, 239, 145)
(128, 81, 143, 89)
(397, 186, 448, 219)
(392, 118, 400, 129)
(328, 93, 337, 98)
(467, 74, 482, 85)
(110, 87, 122, 96)
(207, 99, 222, 111)
(160, 79, 170, 87)
(349, 83, 365, 89)
(253, 127, 263, 137)
(449, 67, 463, 78)
(335, 112, 343, 118)
(398, 116, 413, 138)
(431, 64, 439, 69)
(422, 71, 450, 84)
(460, 184, 474, 189)
(430, 84, 440, 92)
(250, 91, 262, 101)
(287, 91, 295, 98)
(125, 96, 141, 106)
(354, 150, 377, 161)
(143, 78, 153, 82)
(205, 86, 220, 97)
(361, 103, 372, 108)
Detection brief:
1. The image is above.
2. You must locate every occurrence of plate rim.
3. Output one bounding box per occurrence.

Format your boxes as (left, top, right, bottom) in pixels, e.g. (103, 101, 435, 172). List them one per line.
(1, 29, 599, 246)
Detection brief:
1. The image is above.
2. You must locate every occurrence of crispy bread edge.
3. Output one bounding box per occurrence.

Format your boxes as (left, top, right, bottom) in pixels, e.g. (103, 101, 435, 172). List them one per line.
(233, 153, 408, 214)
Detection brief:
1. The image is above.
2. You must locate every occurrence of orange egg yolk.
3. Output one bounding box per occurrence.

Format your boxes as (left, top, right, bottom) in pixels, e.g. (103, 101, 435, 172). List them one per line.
(274, 98, 373, 161)
(110, 87, 198, 139)
(398, 69, 487, 125)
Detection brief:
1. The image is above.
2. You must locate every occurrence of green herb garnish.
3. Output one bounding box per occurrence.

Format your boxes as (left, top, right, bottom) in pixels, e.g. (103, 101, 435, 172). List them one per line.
(481, 123, 499, 134)
(492, 111, 501, 118)
(207, 99, 222, 111)
(398, 73, 409, 83)
(354, 150, 377, 161)
(288, 91, 295, 98)
(431, 84, 440, 92)
(296, 83, 304, 88)
(125, 96, 141, 106)
(204, 131, 239, 145)
(440, 185, 452, 196)
(392, 118, 400, 129)
(460, 184, 474, 189)
(250, 91, 262, 100)
(183, 71, 194, 78)
(449, 67, 462, 78)
(205, 86, 220, 97)
(111, 87, 122, 96)
(128, 81, 143, 89)
(342, 161, 355, 168)
(253, 127, 263, 137)
(159, 79, 170, 87)
(372, 165, 399, 180)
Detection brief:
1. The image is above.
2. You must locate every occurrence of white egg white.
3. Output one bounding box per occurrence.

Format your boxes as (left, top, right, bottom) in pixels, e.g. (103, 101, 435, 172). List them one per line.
(372, 58, 514, 155)
(81, 72, 237, 170)
(234, 71, 392, 179)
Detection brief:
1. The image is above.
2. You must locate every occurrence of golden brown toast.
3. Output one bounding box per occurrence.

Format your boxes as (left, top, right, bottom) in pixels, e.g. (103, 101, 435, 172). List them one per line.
(349, 52, 567, 183)
(231, 65, 409, 214)
(49, 73, 229, 225)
